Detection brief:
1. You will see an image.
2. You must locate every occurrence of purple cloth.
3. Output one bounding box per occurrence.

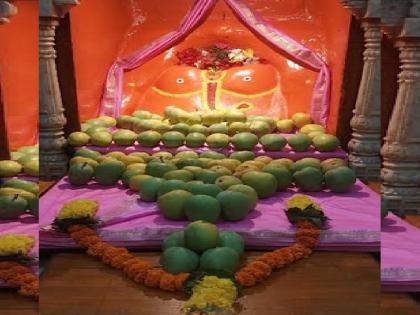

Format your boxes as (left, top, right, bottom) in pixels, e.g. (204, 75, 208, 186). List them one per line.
(381, 214, 420, 292)
(100, 0, 331, 126)
(40, 178, 379, 252)
(80, 142, 347, 161)
(0, 218, 39, 287)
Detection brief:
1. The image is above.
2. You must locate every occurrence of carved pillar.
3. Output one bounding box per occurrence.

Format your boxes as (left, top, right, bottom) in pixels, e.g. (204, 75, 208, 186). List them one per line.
(39, 0, 79, 180)
(381, 0, 420, 213)
(342, 0, 381, 181)
(0, 0, 17, 24)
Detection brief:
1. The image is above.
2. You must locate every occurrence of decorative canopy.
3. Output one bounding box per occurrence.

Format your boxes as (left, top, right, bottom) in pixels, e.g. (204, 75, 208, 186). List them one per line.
(100, 0, 331, 126)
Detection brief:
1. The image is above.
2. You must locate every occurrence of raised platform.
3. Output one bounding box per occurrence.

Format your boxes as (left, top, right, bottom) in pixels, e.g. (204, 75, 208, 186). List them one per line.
(381, 213, 420, 292)
(40, 178, 379, 252)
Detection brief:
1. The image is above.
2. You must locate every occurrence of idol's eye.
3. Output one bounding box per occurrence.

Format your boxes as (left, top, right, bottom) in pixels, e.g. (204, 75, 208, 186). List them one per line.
(176, 78, 185, 84)
(243, 76, 252, 82)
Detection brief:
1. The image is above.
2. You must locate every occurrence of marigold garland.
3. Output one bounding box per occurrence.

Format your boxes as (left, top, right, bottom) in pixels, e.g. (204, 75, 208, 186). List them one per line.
(234, 220, 320, 287)
(0, 261, 39, 299)
(0, 234, 39, 299)
(67, 225, 189, 292)
(65, 220, 320, 292)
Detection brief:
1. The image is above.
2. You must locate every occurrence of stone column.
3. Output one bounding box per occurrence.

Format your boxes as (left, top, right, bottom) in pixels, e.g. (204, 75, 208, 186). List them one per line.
(39, 0, 79, 180)
(0, 0, 17, 24)
(342, 0, 382, 182)
(381, 0, 420, 213)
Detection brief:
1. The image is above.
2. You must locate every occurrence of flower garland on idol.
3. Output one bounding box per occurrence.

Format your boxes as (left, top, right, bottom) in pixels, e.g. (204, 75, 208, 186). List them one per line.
(176, 42, 268, 71)
(0, 234, 39, 299)
(53, 195, 327, 314)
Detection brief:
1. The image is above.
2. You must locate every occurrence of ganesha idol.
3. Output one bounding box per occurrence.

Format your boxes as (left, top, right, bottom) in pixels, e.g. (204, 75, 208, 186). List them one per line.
(134, 44, 288, 118)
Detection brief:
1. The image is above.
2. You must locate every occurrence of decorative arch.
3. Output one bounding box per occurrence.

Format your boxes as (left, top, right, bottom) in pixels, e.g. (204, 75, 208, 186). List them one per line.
(100, 0, 330, 126)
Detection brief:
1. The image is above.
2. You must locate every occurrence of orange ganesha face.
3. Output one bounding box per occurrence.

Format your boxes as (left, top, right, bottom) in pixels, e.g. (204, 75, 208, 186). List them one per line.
(137, 63, 288, 117)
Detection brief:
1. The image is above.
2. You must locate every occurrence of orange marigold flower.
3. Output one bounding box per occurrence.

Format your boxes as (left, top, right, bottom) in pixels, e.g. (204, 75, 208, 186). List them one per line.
(144, 268, 165, 288)
(235, 271, 257, 287)
(173, 273, 190, 291)
(67, 225, 88, 234)
(124, 261, 151, 279)
(249, 261, 271, 276)
(110, 253, 135, 269)
(70, 228, 97, 242)
(159, 273, 177, 292)
(86, 242, 108, 257)
(78, 235, 102, 248)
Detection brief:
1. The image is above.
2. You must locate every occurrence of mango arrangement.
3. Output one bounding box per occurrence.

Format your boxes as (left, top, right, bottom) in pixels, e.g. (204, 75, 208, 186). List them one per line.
(0, 178, 39, 219)
(68, 148, 356, 222)
(160, 221, 244, 275)
(0, 145, 39, 177)
(67, 107, 341, 152)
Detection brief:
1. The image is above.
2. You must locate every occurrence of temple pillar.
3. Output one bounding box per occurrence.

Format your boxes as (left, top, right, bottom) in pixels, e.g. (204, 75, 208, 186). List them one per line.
(381, 0, 420, 213)
(39, 0, 79, 180)
(341, 0, 381, 181)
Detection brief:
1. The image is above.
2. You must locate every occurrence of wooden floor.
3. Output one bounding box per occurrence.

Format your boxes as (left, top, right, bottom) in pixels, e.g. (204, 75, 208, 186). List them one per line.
(39, 251, 381, 315)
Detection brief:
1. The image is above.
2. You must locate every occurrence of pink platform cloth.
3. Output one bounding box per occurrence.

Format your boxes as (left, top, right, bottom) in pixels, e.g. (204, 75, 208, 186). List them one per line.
(381, 214, 420, 292)
(100, 0, 330, 126)
(0, 218, 39, 287)
(40, 179, 379, 252)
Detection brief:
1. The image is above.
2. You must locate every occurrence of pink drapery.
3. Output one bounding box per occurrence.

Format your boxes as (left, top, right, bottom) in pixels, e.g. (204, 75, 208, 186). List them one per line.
(100, 0, 331, 126)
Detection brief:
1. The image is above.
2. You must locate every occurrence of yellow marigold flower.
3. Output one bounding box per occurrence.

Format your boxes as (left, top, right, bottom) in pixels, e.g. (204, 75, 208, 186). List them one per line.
(57, 199, 99, 220)
(287, 194, 321, 211)
(182, 276, 237, 314)
(0, 234, 35, 256)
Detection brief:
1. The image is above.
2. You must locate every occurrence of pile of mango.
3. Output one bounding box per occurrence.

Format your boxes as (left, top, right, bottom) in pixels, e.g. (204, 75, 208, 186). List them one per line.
(68, 148, 356, 222)
(0, 145, 39, 178)
(0, 178, 39, 219)
(160, 221, 244, 275)
(67, 107, 341, 152)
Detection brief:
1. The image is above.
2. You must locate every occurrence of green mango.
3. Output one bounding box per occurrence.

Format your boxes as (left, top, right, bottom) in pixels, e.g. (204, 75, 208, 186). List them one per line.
(162, 231, 185, 251)
(2, 179, 39, 195)
(217, 191, 252, 221)
(23, 160, 39, 177)
(184, 195, 221, 223)
(160, 247, 199, 274)
(186, 183, 222, 197)
(158, 180, 188, 196)
(0, 195, 28, 219)
(184, 220, 219, 253)
(219, 231, 244, 256)
(158, 190, 192, 220)
(262, 165, 292, 191)
(139, 177, 165, 202)
(94, 160, 125, 185)
(0, 160, 22, 177)
(68, 132, 90, 147)
(241, 171, 277, 199)
(68, 162, 94, 186)
(74, 148, 101, 161)
(259, 134, 287, 151)
(293, 167, 324, 192)
(145, 161, 177, 178)
(324, 166, 356, 193)
(200, 247, 239, 274)
(231, 132, 258, 151)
